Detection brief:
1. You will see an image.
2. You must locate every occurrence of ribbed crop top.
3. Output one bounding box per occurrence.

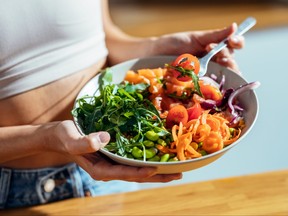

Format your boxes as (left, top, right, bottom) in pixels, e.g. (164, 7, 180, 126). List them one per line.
(0, 0, 108, 100)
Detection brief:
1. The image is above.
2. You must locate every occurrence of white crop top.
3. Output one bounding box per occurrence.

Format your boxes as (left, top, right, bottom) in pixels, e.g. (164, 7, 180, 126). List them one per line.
(0, 0, 108, 99)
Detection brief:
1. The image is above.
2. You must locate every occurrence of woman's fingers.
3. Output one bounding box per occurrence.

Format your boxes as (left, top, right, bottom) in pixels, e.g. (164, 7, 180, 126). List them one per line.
(206, 43, 240, 73)
(56, 121, 182, 183)
(74, 153, 182, 183)
(216, 56, 240, 73)
(198, 22, 244, 49)
(206, 43, 234, 58)
(196, 23, 236, 46)
(227, 35, 245, 49)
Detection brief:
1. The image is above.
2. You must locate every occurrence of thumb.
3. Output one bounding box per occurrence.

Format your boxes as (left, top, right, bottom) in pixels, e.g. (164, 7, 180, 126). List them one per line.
(54, 121, 111, 155)
(65, 131, 110, 155)
(197, 22, 237, 45)
(70, 131, 110, 155)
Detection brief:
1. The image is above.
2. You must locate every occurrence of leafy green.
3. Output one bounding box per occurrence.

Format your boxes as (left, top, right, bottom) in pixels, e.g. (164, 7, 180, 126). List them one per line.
(72, 69, 171, 157)
(98, 67, 113, 92)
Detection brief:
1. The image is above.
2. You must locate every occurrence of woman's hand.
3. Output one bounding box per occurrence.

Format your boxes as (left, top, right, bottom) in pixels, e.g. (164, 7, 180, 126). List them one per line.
(106, 23, 244, 72)
(54, 120, 182, 183)
(150, 23, 244, 72)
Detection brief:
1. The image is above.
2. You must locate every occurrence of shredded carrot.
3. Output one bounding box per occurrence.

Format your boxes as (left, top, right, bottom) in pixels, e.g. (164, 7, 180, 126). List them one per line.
(160, 111, 242, 160)
(186, 145, 202, 158)
(171, 125, 179, 142)
(224, 128, 241, 146)
(190, 119, 200, 136)
(206, 116, 220, 132)
(124, 68, 243, 161)
(156, 144, 171, 154)
(178, 121, 184, 138)
(194, 124, 211, 142)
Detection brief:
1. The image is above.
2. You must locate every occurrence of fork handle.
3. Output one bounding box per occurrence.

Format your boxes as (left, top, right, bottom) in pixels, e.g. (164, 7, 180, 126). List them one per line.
(201, 17, 257, 63)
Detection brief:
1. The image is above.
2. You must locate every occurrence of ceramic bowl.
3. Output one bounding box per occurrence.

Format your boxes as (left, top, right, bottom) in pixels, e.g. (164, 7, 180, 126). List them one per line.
(73, 56, 259, 174)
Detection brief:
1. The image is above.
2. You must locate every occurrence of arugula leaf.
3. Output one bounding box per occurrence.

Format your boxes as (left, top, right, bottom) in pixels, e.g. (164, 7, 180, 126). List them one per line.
(166, 64, 203, 97)
(99, 68, 113, 92)
(72, 68, 171, 157)
(191, 71, 203, 97)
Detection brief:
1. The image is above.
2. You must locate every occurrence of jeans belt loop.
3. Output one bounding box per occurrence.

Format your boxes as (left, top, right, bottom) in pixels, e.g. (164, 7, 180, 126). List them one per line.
(0, 168, 12, 209)
(67, 164, 84, 197)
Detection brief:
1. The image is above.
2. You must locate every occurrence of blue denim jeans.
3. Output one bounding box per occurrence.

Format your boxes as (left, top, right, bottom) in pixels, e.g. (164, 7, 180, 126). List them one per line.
(0, 163, 139, 209)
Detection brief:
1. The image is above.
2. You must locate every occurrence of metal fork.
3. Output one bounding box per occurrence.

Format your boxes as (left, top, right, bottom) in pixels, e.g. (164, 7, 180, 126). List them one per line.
(198, 17, 257, 77)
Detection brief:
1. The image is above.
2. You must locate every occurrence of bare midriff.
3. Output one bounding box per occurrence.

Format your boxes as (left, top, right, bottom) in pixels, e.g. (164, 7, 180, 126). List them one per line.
(0, 58, 107, 169)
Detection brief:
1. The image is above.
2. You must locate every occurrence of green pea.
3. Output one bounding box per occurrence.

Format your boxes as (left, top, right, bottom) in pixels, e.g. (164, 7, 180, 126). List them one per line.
(148, 155, 161, 162)
(229, 128, 235, 138)
(160, 153, 170, 162)
(143, 140, 155, 148)
(144, 148, 157, 159)
(145, 130, 159, 141)
(131, 146, 143, 158)
(229, 128, 235, 134)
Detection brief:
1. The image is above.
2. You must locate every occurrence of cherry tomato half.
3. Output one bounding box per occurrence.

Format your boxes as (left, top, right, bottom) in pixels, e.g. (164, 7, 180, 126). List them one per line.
(165, 105, 188, 128)
(187, 102, 203, 121)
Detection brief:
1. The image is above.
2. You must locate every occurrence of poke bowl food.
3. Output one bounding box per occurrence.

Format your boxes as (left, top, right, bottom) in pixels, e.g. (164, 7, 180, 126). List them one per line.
(72, 55, 260, 174)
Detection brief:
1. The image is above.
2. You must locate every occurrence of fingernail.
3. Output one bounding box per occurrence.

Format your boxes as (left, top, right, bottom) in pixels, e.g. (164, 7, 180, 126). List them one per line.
(91, 132, 110, 147)
(231, 36, 239, 44)
(210, 44, 217, 49)
(98, 132, 110, 145)
(220, 57, 229, 63)
(232, 22, 238, 30)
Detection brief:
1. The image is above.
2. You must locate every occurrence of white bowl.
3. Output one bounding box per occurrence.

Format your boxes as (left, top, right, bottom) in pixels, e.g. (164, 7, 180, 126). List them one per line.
(73, 56, 259, 174)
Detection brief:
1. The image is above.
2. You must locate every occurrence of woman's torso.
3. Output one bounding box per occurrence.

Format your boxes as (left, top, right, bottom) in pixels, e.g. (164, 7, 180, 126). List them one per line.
(0, 59, 106, 169)
(0, 0, 108, 169)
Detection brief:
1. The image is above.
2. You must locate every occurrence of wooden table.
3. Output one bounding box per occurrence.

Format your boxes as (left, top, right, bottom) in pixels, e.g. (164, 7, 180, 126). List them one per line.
(2, 170, 288, 215)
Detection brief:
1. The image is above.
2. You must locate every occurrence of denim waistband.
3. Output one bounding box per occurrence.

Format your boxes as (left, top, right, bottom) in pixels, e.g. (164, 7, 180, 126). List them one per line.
(0, 163, 140, 209)
(0, 163, 84, 209)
